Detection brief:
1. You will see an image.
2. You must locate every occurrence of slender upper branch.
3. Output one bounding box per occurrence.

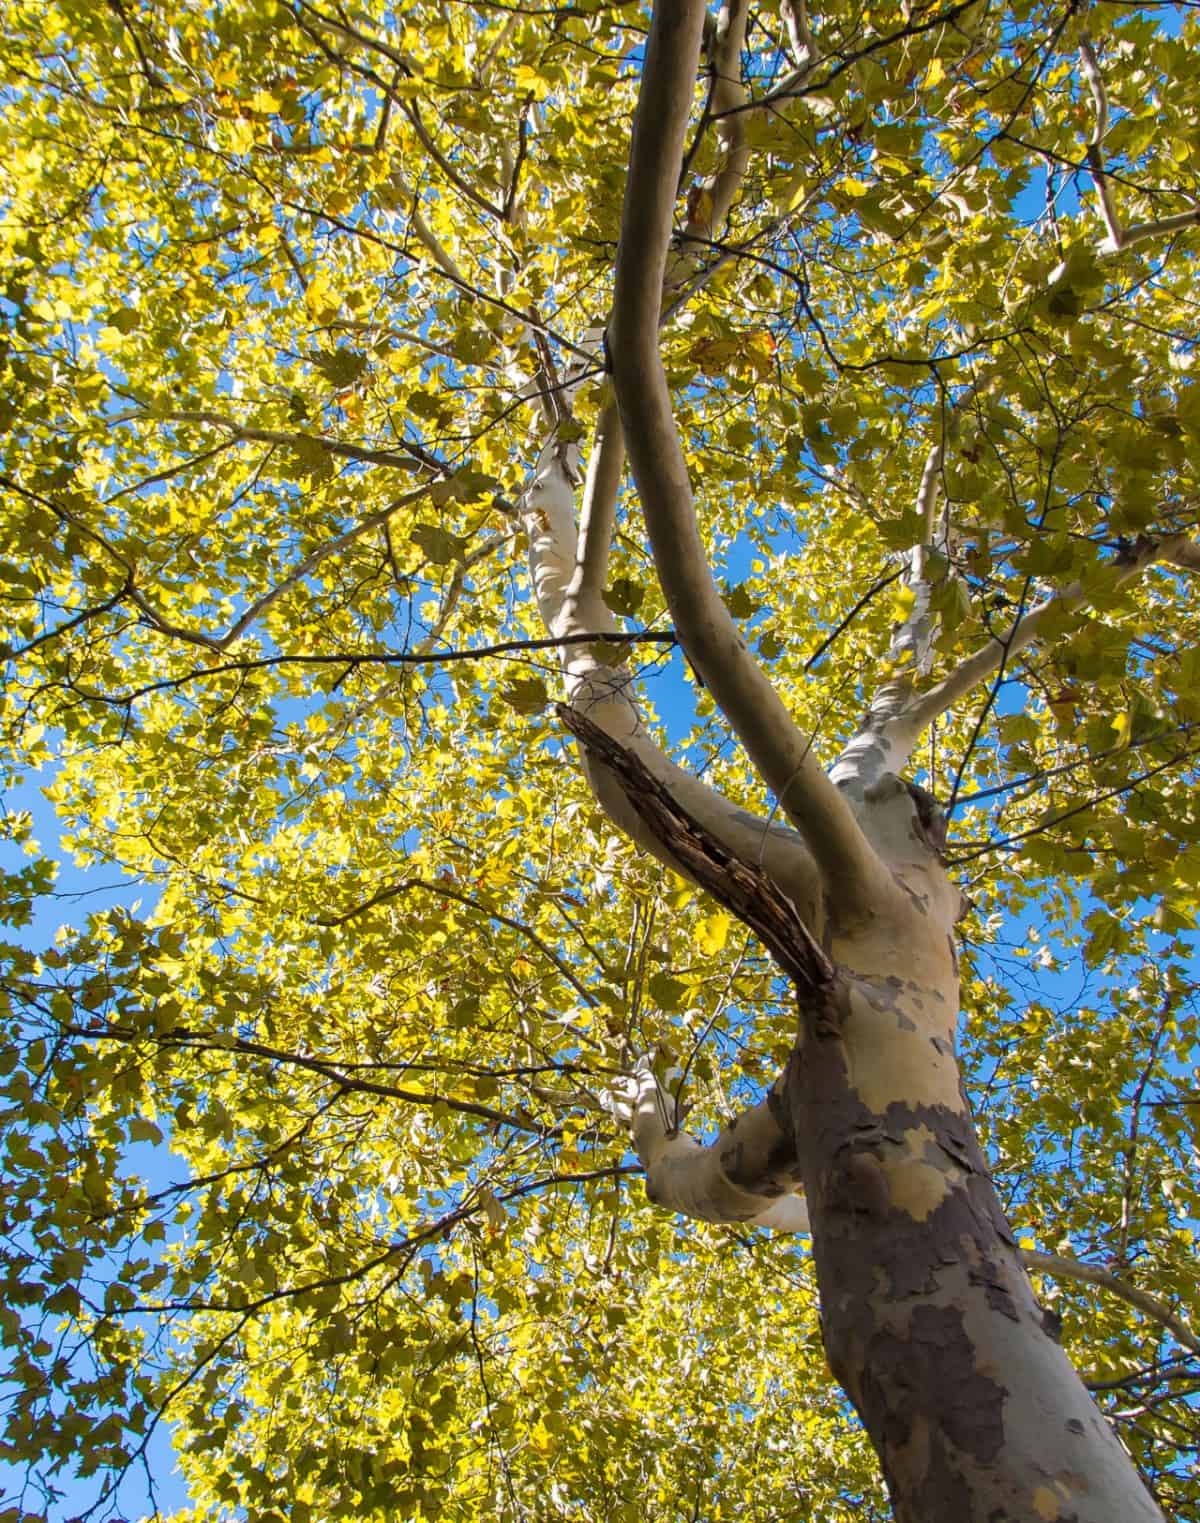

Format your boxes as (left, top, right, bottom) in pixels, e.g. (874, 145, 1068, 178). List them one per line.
(903, 534, 1195, 739)
(566, 399, 624, 619)
(836, 523, 1200, 789)
(780, 0, 815, 67)
(1079, 35, 1199, 255)
(519, 421, 823, 918)
(608, 0, 887, 907)
(1022, 1249, 1200, 1355)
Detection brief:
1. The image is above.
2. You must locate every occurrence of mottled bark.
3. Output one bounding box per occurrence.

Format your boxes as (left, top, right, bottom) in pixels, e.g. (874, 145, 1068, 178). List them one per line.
(588, 707, 1163, 1521)
(788, 971, 1162, 1523)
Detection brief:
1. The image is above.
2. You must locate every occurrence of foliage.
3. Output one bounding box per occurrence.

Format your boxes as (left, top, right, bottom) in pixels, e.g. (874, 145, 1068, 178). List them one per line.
(0, 0, 1198, 1517)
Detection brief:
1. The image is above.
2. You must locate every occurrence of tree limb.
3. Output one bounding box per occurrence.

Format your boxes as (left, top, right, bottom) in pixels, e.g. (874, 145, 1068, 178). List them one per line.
(559, 705, 834, 990)
(856, 533, 1200, 780)
(608, 0, 888, 908)
(907, 535, 1191, 733)
(612, 1058, 809, 1232)
(165, 410, 445, 476)
(1022, 1249, 1200, 1355)
(780, 0, 815, 68)
(315, 876, 601, 1014)
(517, 404, 822, 919)
(68, 1023, 551, 1136)
(565, 399, 624, 619)
(1079, 35, 1198, 256)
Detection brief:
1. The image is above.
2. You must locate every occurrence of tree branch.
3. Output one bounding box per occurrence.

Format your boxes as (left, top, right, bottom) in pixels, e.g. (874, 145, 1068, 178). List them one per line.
(68, 1023, 551, 1136)
(781, 0, 815, 63)
(608, 0, 888, 908)
(315, 876, 601, 1014)
(1022, 1249, 1200, 1355)
(612, 1058, 808, 1232)
(904, 534, 1192, 739)
(566, 399, 624, 619)
(165, 410, 446, 476)
(559, 705, 834, 991)
(1079, 35, 1198, 255)
(846, 532, 1200, 783)
(514, 392, 821, 918)
(668, 0, 751, 276)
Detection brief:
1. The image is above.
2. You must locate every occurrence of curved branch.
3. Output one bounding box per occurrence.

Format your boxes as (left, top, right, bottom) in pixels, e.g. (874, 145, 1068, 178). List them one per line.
(1078, 35, 1199, 256)
(906, 534, 1190, 737)
(614, 1060, 808, 1232)
(520, 415, 822, 918)
(608, 0, 888, 907)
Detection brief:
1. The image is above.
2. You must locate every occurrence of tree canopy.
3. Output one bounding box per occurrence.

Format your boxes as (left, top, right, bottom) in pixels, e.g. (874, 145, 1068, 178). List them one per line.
(1, 0, 1198, 1518)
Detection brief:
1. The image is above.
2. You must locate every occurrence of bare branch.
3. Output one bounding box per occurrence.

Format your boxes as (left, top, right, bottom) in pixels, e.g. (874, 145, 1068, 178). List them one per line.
(780, 0, 815, 67)
(566, 399, 624, 619)
(903, 534, 1192, 740)
(164, 410, 445, 476)
(1079, 35, 1198, 255)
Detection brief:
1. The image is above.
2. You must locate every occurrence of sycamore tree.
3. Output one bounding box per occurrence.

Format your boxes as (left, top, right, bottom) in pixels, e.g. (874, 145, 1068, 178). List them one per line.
(2, 0, 1200, 1519)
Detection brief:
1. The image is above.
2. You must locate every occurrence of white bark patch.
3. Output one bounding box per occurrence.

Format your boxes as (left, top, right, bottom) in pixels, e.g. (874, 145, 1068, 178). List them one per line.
(612, 1062, 808, 1233)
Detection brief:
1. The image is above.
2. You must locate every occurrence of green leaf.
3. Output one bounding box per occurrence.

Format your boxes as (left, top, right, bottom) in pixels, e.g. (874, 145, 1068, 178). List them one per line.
(410, 524, 466, 565)
(602, 577, 645, 617)
(500, 676, 549, 714)
(310, 347, 369, 388)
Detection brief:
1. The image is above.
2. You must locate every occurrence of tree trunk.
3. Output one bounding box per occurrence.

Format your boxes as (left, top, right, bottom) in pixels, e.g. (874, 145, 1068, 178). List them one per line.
(565, 710, 1166, 1523)
(788, 973, 1163, 1523)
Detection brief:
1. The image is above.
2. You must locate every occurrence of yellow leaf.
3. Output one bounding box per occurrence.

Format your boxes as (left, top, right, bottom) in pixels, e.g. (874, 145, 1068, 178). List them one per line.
(891, 583, 917, 621)
(776, 169, 807, 216)
(304, 270, 340, 324)
(225, 117, 256, 155)
(695, 912, 730, 956)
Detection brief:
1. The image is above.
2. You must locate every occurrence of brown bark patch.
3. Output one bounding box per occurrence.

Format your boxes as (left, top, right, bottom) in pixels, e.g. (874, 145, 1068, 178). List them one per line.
(865, 1305, 1007, 1511)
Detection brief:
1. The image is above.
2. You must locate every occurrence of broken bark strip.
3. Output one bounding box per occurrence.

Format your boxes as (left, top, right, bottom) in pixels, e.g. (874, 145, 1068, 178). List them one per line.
(558, 703, 834, 992)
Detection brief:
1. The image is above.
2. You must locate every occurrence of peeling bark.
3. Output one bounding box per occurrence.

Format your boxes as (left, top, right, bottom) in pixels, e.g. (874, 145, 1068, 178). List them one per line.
(582, 709, 1162, 1522)
(789, 982, 1163, 1523)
